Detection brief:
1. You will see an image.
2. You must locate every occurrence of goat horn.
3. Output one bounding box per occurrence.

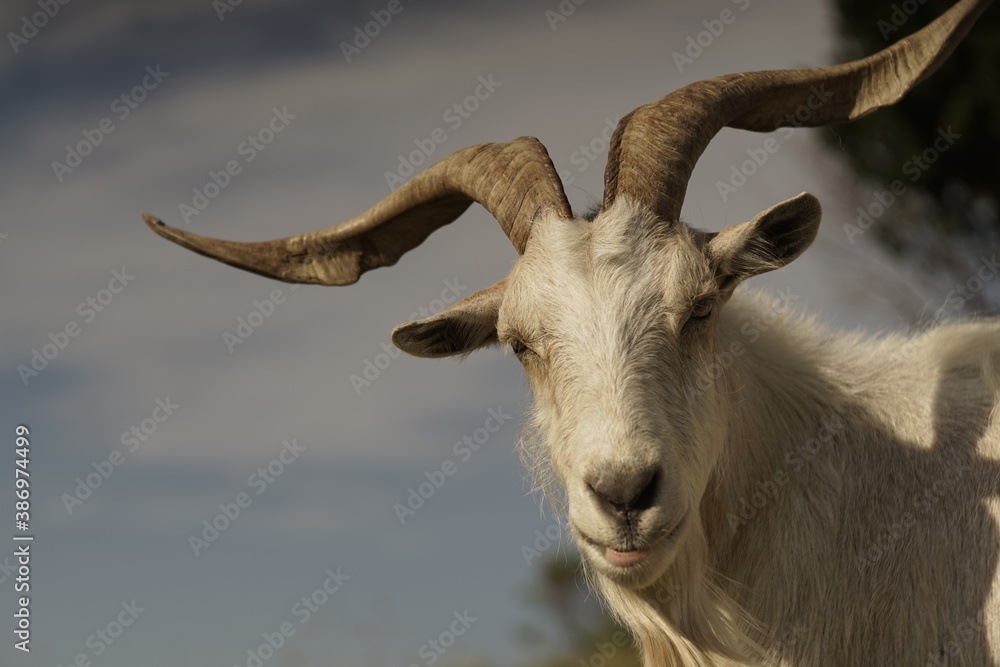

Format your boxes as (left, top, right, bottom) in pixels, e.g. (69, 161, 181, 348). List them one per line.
(143, 136, 570, 285)
(603, 0, 991, 223)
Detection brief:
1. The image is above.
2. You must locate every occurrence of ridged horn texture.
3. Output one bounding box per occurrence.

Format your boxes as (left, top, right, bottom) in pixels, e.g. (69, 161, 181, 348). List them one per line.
(603, 0, 992, 224)
(143, 136, 570, 285)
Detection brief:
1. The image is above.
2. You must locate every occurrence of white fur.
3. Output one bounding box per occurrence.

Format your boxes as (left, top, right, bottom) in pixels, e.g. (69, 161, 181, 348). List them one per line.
(499, 199, 1000, 666)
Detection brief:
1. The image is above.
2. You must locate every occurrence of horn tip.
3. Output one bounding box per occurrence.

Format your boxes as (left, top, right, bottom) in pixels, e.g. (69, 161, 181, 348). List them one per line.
(141, 211, 166, 228)
(142, 211, 190, 244)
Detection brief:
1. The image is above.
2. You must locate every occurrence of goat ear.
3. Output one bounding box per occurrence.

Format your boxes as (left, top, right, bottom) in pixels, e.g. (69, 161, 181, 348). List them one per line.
(706, 192, 821, 284)
(391, 280, 506, 358)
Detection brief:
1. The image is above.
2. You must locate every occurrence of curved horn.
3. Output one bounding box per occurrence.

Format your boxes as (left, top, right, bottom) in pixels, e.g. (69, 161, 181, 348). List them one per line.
(603, 0, 991, 223)
(144, 136, 570, 285)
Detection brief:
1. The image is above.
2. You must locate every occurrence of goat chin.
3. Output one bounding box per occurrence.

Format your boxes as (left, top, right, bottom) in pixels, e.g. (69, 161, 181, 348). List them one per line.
(588, 526, 764, 666)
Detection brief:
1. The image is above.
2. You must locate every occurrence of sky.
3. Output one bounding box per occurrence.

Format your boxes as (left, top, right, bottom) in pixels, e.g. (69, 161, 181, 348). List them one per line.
(0, 0, 993, 666)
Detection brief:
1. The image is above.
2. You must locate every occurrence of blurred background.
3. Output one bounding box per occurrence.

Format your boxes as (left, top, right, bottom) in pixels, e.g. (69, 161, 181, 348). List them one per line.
(1, 0, 997, 665)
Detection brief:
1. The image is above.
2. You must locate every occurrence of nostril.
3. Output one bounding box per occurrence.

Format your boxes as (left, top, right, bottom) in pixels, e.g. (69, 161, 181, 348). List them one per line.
(587, 466, 660, 515)
(631, 469, 659, 512)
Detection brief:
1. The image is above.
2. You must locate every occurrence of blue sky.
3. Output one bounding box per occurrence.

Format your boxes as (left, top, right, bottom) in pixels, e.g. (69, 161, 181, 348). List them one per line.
(0, 0, 988, 665)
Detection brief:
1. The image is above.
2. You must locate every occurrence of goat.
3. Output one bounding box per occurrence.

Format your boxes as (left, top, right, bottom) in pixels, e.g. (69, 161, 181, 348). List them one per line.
(143, 0, 1000, 664)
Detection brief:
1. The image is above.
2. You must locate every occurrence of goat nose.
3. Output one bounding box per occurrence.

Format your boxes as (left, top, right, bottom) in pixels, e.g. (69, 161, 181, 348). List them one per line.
(586, 465, 660, 515)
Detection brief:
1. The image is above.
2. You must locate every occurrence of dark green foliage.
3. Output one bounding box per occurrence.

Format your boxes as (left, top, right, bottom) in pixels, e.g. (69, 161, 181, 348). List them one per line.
(515, 554, 641, 667)
(823, 0, 1000, 312)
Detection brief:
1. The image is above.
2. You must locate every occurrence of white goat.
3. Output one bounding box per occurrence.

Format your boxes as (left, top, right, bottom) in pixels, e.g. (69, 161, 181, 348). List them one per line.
(144, 0, 1000, 664)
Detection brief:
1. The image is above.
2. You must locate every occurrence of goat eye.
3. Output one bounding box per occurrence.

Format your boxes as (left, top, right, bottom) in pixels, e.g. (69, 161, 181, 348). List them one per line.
(689, 300, 714, 321)
(510, 338, 538, 363)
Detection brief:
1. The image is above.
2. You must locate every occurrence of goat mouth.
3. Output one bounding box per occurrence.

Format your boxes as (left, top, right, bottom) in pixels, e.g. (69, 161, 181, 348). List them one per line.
(577, 511, 688, 571)
(604, 546, 652, 568)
